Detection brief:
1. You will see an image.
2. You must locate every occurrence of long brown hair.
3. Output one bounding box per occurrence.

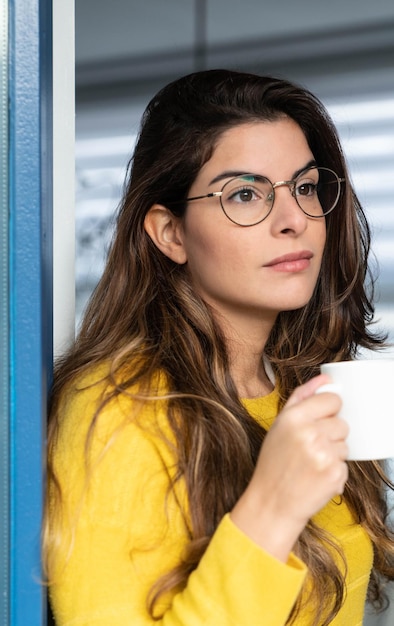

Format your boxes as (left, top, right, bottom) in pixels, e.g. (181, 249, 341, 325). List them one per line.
(46, 70, 394, 625)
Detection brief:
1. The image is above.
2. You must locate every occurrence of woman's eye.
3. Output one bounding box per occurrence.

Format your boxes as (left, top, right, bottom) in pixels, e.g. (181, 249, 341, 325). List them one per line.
(230, 187, 259, 203)
(296, 182, 317, 197)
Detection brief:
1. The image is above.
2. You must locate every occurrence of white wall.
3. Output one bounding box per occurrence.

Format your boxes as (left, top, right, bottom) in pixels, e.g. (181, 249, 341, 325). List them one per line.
(53, 0, 75, 355)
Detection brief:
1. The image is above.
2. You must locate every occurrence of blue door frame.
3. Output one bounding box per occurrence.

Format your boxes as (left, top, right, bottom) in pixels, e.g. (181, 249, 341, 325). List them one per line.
(0, 0, 10, 624)
(6, 1, 53, 624)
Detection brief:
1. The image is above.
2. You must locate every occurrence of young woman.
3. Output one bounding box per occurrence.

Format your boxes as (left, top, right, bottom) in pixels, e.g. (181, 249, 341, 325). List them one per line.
(45, 69, 394, 626)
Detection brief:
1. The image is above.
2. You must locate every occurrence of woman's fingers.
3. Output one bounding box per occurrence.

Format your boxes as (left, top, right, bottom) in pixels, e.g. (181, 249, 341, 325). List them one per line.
(285, 373, 333, 408)
(231, 375, 349, 561)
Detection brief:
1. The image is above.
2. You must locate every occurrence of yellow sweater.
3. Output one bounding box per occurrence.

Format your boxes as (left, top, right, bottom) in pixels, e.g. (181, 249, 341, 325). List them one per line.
(49, 367, 373, 626)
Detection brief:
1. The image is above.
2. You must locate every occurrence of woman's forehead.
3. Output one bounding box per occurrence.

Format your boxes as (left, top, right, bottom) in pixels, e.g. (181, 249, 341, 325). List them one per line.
(194, 119, 313, 187)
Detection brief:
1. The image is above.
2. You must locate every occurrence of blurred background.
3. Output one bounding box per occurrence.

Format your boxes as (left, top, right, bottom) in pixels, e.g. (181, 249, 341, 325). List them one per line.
(71, 2, 394, 623)
(74, 0, 394, 363)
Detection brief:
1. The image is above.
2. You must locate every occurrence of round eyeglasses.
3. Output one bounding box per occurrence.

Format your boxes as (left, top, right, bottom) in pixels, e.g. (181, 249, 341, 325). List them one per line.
(185, 166, 345, 227)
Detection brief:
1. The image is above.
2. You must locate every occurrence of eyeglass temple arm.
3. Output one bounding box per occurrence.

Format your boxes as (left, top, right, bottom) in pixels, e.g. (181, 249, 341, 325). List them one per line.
(186, 192, 222, 202)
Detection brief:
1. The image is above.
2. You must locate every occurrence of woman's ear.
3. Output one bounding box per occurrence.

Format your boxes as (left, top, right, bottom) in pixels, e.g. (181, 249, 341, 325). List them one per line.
(144, 204, 188, 265)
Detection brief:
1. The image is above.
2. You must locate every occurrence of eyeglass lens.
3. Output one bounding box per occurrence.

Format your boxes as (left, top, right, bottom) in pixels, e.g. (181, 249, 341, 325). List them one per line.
(220, 167, 341, 226)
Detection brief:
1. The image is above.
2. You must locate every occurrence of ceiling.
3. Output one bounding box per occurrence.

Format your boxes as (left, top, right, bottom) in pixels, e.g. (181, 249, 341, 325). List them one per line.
(75, 0, 394, 100)
(75, 0, 394, 65)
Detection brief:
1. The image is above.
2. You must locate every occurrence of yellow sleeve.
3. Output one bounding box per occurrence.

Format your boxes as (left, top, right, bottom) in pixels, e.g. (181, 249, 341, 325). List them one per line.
(49, 382, 307, 626)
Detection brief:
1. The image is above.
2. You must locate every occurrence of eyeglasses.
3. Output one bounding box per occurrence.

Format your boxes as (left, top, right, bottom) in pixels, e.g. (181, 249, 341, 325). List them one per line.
(185, 166, 345, 227)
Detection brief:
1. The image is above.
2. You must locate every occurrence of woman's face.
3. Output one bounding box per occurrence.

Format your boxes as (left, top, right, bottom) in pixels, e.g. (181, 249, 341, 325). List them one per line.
(179, 118, 327, 330)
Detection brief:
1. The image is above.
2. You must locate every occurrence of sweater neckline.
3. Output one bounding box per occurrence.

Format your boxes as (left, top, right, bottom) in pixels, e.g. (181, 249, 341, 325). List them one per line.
(242, 388, 280, 430)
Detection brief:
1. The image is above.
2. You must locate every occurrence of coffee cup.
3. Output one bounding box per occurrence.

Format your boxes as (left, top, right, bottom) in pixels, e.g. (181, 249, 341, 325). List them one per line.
(318, 359, 394, 461)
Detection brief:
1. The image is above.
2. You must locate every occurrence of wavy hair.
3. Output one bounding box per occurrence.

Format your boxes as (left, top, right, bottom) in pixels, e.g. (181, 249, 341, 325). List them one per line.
(45, 70, 394, 625)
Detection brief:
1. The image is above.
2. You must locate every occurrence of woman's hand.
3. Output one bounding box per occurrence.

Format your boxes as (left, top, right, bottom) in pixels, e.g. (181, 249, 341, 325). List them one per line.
(230, 374, 349, 562)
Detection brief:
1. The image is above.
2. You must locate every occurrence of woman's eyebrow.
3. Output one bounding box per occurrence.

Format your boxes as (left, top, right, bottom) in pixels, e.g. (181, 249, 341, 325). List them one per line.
(208, 171, 251, 186)
(293, 159, 317, 179)
(208, 160, 318, 187)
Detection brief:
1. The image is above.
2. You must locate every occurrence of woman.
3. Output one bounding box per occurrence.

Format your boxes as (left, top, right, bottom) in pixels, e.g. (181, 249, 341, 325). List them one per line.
(45, 69, 394, 626)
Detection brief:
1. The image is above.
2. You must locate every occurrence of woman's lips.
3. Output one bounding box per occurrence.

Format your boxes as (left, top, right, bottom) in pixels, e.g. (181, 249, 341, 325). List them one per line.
(264, 251, 313, 272)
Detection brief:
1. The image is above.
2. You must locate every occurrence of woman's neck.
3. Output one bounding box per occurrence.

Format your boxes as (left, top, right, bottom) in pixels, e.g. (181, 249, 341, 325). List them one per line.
(222, 319, 275, 398)
(208, 303, 277, 397)
(230, 356, 274, 398)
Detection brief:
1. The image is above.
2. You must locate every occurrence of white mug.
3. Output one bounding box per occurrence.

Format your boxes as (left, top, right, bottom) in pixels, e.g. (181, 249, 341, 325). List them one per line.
(318, 359, 394, 461)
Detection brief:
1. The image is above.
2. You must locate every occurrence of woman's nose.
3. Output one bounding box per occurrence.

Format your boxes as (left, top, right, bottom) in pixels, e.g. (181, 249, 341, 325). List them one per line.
(270, 184, 308, 234)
